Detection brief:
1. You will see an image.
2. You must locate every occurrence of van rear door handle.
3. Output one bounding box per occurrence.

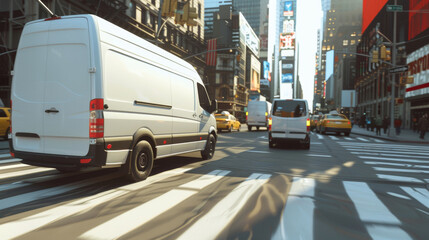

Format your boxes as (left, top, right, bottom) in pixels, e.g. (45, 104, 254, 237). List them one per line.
(45, 108, 59, 113)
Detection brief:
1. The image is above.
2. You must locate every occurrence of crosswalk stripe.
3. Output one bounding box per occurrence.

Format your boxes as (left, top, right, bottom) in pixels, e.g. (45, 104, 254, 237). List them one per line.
(80, 170, 231, 240)
(374, 139, 385, 143)
(176, 173, 271, 240)
(306, 154, 331, 158)
(343, 181, 411, 240)
(0, 167, 53, 180)
(342, 144, 429, 152)
(339, 142, 429, 151)
(344, 137, 353, 140)
(358, 155, 429, 164)
(0, 158, 22, 164)
(400, 187, 429, 208)
(0, 167, 191, 240)
(364, 161, 429, 169)
(349, 148, 429, 156)
(352, 151, 429, 159)
(376, 174, 424, 183)
(356, 137, 369, 142)
(329, 136, 339, 140)
(316, 134, 324, 139)
(272, 178, 315, 240)
(0, 163, 28, 171)
(373, 167, 429, 174)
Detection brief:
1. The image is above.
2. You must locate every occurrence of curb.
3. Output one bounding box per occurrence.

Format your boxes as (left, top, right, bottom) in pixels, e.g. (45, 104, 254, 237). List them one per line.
(351, 131, 429, 145)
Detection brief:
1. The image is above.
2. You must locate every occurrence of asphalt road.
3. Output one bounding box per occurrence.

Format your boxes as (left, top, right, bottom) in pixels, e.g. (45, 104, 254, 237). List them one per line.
(0, 127, 428, 240)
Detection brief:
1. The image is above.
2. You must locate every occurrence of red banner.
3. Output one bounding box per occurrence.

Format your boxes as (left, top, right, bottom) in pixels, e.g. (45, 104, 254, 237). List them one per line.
(206, 39, 217, 66)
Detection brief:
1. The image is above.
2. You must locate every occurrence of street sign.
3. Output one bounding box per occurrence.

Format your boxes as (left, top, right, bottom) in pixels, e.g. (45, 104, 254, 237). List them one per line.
(389, 65, 408, 73)
(386, 5, 403, 12)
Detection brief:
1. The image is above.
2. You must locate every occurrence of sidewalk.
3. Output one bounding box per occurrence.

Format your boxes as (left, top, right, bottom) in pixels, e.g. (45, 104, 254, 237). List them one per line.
(351, 126, 429, 144)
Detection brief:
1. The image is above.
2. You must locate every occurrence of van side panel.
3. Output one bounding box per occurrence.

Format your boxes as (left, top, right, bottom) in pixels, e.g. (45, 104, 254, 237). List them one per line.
(247, 101, 269, 127)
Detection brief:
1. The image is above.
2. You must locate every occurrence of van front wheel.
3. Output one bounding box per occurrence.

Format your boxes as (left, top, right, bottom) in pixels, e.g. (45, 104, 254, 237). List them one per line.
(127, 140, 154, 182)
(201, 134, 216, 160)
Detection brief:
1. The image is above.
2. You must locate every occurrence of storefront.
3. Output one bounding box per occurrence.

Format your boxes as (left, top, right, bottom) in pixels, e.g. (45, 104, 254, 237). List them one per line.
(405, 43, 429, 128)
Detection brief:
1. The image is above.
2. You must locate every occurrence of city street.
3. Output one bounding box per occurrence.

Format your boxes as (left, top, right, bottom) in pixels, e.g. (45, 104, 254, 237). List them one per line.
(0, 126, 428, 240)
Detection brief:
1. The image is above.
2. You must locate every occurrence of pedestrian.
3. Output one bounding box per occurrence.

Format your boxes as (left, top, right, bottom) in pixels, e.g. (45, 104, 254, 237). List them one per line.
(394, 116, 402, 135)
(382, 116, 389, 134)
(375, 115, 382, 136)
(370, 116, 375, 131)
(418, 114, 429, 139)
(366, 116, 371, 131)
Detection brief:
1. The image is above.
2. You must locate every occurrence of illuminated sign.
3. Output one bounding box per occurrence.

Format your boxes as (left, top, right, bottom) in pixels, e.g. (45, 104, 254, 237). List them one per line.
(283, 63, 293, 69)
(263, 61, 270, 79)
(409, 0, 429, 40)
(362, 0, 388, 33)
(283, 20, 295, 34)
(239, 13, 260, 56)
(280, 33, 295, 49)
(281, 49, 295, 57)
(284, 1, 293, 17)
(282, 73, 293, 83)
(406, 43, 429, 98)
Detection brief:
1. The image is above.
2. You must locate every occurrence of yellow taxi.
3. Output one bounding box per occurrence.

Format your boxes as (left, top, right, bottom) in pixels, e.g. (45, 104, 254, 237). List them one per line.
(0, 107, 11, 139)
(318, 113, 351, 136)
(310, 114, 320, 131)
(215, 112, 241, 132)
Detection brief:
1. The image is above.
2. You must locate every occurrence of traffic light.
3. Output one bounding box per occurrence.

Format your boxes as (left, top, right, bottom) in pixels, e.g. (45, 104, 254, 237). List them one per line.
(385, 48, 391, 61)
(181, 1, 198, 26)
(380, 45, 386, 60)
(371, 50, 379, 63)
(161, 0, 178, 18)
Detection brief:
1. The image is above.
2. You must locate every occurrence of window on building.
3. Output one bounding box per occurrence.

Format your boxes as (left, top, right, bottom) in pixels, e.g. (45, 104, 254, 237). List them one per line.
(198, 3, 201, 19)
(141, 8, 147, 24)
(329, 32, 333, 37)
(343, 40, 348, 46)
(351, 33, 356, 37)
(350, 40, 356, 45)
(129, 1, 136, 19)
(151, 0, 156, 6)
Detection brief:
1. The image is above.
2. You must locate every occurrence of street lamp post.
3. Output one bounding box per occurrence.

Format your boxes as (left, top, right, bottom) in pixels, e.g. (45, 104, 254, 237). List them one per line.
(388, 0, 398, 137)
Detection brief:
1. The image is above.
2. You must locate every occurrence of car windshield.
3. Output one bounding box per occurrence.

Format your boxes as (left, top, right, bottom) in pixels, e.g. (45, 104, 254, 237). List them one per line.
(216, 116, 228, 119)
(327, 115, 347, 119)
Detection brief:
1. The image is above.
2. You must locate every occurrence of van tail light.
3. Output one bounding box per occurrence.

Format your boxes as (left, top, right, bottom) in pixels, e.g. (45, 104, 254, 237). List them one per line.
(268, 117, 272, 131)
(246, 112, 248, 122)
(306, 118, 310, 132)
(44, 16, 61, 21)
(90, 99, 104, 138)
(9, 100, 12, 134)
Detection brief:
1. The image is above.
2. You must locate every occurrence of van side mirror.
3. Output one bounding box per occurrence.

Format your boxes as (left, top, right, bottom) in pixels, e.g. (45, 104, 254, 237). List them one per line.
(209, 100, 217, 113)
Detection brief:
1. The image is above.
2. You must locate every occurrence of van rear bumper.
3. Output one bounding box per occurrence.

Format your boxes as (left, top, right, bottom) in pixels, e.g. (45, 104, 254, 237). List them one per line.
(9, 139, 107, 169)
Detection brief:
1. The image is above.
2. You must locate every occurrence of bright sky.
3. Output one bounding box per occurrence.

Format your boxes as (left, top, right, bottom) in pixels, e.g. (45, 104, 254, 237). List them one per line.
(296, 0, 322, 112)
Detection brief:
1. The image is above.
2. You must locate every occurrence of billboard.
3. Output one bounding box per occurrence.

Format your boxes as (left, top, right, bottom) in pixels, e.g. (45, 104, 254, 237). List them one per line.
(280, 33, 295, 49)
(406, 43, 429, 98)
(409, 0, 429, 40)
(283, 20, 295, 34)
(341, 90, 356, 107)
(282, 73, 293, 83)
(362, 0, 388, 34)
(239, 13, 260, 56)
(283, 1, 293, 17)
(325, 50, 334, 81)
(263, 61, 270, 79)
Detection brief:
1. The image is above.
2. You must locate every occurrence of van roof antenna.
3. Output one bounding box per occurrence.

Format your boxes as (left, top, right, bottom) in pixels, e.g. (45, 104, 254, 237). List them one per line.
(37, 0, 57, 18)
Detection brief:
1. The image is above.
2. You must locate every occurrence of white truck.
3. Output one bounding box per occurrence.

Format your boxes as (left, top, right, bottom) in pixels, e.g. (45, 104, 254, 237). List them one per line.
(10, 15, 218, 182)
(268, 99, 310, 149)
(246, 100, 272, 131)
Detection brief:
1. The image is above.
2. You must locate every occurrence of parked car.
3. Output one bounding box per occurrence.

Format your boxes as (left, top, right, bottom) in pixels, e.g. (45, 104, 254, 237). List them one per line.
(318, 114, 352, 136)
(0, 107, 11, 139)
(10, 15, 218, 182)
(215, 112, 241, 132)
(268, 99, 310, 149)
(247, 100, 272, 131)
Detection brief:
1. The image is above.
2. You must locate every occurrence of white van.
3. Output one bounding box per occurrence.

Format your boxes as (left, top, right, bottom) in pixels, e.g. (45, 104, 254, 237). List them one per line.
(10, 15, 217, 182)
(268, 99, 310, 149)
(246, 100, 272, 131)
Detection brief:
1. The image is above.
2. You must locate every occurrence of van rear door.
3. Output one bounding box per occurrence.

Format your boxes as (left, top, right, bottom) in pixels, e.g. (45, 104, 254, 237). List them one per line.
(12, 17, 91, 156)
(272, 100, 307, 135)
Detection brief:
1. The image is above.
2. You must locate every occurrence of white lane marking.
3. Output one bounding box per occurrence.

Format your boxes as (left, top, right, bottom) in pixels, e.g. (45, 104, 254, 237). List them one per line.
(0, 153, 13, 158)
(400, 187, 429, 208)
(374, 139, 385, 143)
(0, 167, 53, 180)
(354, 152, 429, 160)
(356, 137, 369, 142)
(347, 148, 429, 156)
(339, 142, 429, 151)
(259, 136, 268, 139)
(364, 161, 429, 169)
(80, 170, 231, 240)
(311, 142, 322, 145)
(0, 158, 22, 164)
(306, 154, 331, 158)
(0, 163, 28, 171)
(0, 168, 191, 240)
(272, 178, 315, 240)
(386, 192, 411, 200)
(176, 173, 271, 240)
(316, 134, 324, 139)
(377, 174, 423, 183)
(247, 150, 271, 154)
(329, 136, 339, 140)
(373, 167, 429, 174)
(344, 137, 353, 141)
(426, 179, 429, 183)
(359, 156, 429, 163)
(343, 181, 411, 240)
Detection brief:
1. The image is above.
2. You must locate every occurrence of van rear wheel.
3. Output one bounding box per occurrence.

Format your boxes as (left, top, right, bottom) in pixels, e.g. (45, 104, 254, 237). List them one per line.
(127, 140, 154, 182)
(201, 134, 216, 160)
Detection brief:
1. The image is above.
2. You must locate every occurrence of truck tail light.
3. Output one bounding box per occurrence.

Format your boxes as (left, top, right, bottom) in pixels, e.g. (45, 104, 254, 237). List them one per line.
(306, 118, 310, 132)
(90, 99, 104, 138)
(268, 117, 272, 131)
(246, 112, 248, 122)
